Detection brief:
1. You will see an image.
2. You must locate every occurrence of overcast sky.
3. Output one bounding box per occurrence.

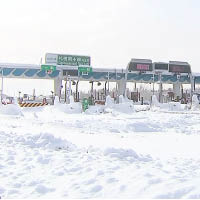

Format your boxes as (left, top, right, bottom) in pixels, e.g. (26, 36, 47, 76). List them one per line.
(0, 0, 200, 96)
(0, 0, 200, 71)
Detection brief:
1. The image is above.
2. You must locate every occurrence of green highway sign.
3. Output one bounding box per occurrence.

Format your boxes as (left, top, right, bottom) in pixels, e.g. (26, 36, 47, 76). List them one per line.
(57, 54, 90, 66)
(78, 66, 92, 73)
(41, 65, 56, 71)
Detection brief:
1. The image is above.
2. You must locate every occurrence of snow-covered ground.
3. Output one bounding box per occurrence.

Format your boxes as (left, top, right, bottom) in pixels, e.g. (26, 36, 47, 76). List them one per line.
(1, 100, 200, 198)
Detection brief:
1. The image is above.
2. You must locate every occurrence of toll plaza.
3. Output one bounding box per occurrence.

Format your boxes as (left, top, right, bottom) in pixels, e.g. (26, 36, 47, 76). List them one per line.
(0, 53, 199, 106)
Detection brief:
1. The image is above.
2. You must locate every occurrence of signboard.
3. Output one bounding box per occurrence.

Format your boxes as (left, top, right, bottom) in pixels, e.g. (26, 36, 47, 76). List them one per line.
(45, 53, 91, 66)
(169, 61, 191, 73)
(128, 62, 153, 71)
(63, 70, 78, 76)
(136, 64, 150, 70)
(78, 66, 92, 73)
(169, 65, 191, 73)
(45, 54, 57, 64)
(41, 65, 56, 71)
(154, 63, 168, 71)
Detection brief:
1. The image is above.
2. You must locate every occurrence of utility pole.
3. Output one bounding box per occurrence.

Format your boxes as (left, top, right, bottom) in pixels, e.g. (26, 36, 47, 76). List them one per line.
(158, 73, 162, 103)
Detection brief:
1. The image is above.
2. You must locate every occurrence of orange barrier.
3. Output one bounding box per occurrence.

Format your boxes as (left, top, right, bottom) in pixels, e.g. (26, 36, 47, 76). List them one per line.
(19, 102, 48, 107)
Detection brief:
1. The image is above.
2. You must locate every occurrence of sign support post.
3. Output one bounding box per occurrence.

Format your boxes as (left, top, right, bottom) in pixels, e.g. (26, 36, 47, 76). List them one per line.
(0, 68, 3, 103)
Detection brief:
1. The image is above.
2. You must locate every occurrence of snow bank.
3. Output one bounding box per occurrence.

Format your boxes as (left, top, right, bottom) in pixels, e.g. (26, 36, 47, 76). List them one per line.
(104, 95, 135, 114)
(191, 95, 200, 111)
(45, 96, 82, 114)
(0, 102, 22, 116)
(151, 95, 160, 107)
(151, 96, 186, 112)
(85, 105, 104, 114)
(150, 95, 161, 111)
(168, 102, 184, 111)
(17, 132, 76, 151)
(69, 95, 74, 104)
(134, 105, 150, 112)
(105, 95, 114, 107)
(3, 105, 200, 198)
(54, 96, 60, 106)
(104, 147, 152, 162)
(66, 96, 82, 113)
(85, 95, 135, 115)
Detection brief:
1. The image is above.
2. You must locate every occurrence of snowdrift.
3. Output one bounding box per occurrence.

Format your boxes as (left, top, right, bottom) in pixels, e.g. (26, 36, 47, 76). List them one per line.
(191, 95, 200, 111)
(85, 105, 104, 114)
(16, 132, 76, 151)
(0, 99, 22, 116)
(2, 98, 200, 198)
(104, 95, 135, 114)
(151, 95, 186, 112)
(45, 96, 82, 114)
(151, 95, 160, 108)
(104, 147, 152, 162)
(85, 95, 135, 115)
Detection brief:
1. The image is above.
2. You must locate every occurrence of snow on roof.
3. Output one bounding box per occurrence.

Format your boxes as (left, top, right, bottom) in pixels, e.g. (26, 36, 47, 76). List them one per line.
(169, 61, 190, 65)
(0, 63, 126, 72)
(130, 58, 152, 63)
(192, 72, 200, 76)
(0, 63, 41, 69)
(153, 62, 168, 64)
(1, 62, 200, 77)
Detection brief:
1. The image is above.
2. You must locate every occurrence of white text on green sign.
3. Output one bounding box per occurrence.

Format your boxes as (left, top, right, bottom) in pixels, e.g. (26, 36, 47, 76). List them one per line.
(78, 66, 92, 73)
(41, 65, 56, 71)
(57, 55, 90, 66)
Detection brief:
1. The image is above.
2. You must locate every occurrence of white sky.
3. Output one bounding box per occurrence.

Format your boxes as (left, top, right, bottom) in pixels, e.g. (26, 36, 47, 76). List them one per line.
(0, 0, 200, 96)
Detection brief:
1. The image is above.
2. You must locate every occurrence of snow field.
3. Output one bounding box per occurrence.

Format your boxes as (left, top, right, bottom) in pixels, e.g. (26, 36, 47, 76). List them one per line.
(1, 98, 200, 198)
